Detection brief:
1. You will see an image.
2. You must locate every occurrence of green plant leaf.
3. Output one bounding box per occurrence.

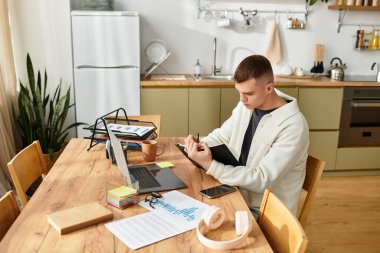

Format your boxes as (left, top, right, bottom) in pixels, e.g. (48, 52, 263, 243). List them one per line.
(14, 54, 82, 154)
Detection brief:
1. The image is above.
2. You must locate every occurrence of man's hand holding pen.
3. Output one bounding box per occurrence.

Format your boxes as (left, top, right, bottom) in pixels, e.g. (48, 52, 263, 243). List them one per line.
(184, 134, 212, 170)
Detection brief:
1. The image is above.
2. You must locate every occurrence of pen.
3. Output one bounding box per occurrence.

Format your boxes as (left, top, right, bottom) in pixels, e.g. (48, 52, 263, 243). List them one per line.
(196, 133, 205, 151)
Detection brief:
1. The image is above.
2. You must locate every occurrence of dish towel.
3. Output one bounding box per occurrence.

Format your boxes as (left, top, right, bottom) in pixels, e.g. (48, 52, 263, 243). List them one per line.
(264, 21, 282, 64)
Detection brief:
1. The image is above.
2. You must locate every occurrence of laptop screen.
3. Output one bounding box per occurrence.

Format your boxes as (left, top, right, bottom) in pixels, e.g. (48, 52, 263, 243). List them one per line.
(107, 125, 133, 186)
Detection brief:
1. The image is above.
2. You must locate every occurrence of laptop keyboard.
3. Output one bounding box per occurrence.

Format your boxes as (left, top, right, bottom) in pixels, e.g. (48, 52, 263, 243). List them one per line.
(129, 166, 161, 189)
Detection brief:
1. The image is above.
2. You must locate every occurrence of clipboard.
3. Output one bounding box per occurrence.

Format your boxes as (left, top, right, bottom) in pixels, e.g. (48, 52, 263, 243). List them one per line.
(175, 143, 241, 169)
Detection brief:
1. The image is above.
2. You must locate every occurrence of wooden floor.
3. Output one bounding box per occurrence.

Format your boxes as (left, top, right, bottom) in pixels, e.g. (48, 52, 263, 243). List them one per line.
(305, 175, 380, 253)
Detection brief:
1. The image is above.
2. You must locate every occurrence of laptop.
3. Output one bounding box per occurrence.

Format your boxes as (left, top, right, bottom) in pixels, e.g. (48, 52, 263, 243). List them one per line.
(107, 126, 187, 193)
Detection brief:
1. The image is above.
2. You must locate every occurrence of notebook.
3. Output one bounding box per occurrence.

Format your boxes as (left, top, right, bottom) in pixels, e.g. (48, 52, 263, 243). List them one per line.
(107, 126, 187, 194)
(175, 143, 241, 169)
(47, 202, 113, 235)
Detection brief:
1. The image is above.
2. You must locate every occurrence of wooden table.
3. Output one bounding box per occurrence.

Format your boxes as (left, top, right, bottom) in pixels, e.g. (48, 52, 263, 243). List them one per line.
(0, 138, 272, 252)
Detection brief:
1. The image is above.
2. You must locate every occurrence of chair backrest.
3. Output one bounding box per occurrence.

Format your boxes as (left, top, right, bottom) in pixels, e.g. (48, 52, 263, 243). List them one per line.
(0, 191, 20, 240)
(297, 155, 325, 227)
(258, 189, 308, 253)
(7, 140, 47, 208)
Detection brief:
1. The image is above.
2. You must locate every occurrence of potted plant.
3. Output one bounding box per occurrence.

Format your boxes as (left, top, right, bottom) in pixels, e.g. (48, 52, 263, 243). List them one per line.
(13, 54, 84, 171)
(306, 0, 331, 5)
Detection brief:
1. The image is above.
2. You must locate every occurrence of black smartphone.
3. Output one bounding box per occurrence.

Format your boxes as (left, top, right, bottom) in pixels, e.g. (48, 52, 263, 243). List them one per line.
(200, 184, 237, 199)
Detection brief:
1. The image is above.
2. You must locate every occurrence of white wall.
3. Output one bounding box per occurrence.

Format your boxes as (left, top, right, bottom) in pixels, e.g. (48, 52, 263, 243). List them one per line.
(108, 0, 380, 76)
(8, 0, 380, 138)
(9, 0, 75, 138)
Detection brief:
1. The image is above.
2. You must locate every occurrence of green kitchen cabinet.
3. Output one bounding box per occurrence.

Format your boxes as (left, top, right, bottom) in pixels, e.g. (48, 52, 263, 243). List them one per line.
(220, 88, 239, 124)
(189, 88, 221, 136)
(220, 87, 298, 125)
(298, 88, 343, 130)
(141, 88, 188, 137)
(277, 87, 298, 99)
(308, 131, 339, 171)
(336, 147, 380, 170)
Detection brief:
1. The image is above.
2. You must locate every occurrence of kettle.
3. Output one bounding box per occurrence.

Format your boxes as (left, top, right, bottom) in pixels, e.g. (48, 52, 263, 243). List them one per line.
(329, 57, 346, 81)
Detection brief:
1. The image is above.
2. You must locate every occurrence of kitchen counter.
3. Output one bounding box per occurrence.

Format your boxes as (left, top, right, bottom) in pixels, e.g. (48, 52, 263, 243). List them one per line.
(141, 74, 380, 88)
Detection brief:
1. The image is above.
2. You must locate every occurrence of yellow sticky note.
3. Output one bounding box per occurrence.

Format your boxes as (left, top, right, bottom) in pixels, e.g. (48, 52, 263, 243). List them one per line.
(108, 186, 137, 198)
(156, 161, 174, 168)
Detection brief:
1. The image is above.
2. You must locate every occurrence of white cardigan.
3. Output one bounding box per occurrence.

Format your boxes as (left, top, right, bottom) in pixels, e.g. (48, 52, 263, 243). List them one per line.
(202, 90, 309, 215)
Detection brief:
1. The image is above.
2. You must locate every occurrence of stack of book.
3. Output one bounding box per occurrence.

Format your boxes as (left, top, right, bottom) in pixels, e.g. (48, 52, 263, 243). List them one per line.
(107, 186, 138, 209)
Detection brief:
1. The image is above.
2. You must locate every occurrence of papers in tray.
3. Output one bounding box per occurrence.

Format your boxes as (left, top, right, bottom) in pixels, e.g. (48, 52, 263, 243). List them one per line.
(99, 123, 155, 138)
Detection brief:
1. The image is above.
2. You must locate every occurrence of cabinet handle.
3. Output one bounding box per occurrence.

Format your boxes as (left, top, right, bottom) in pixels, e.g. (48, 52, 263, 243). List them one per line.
(351, 102, 380, 107)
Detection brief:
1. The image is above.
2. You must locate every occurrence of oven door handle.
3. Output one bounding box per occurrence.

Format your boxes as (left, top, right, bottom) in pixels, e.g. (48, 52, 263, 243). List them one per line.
(351, 102, 380, 107)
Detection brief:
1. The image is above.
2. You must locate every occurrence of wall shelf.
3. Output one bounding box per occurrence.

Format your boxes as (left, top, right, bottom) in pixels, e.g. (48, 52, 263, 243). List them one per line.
(354, 47, 380, 51)
(196, 0, 309, 20)
(328, 5, 380, 11)
(328, 5, 380, 33)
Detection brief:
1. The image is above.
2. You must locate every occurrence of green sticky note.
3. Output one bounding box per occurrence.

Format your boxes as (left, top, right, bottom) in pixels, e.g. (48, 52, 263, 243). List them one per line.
(156, 161, 174, 168)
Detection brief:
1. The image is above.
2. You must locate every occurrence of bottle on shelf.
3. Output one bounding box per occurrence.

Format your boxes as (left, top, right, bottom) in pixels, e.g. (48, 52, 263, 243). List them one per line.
(287, 17, 293, 29)
(355, 0, 363, 5)
(194, 59, 201, 79)
(364, 39, 369, 49)
(293, 18, 299, 29)
(336, 0, 344, 5)
(358, 30, 364, 49)
(370, 29, 379, 49)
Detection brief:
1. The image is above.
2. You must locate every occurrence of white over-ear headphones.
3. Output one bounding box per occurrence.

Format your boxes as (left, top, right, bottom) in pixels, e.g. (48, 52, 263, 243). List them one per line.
(197, 205, 252, 250)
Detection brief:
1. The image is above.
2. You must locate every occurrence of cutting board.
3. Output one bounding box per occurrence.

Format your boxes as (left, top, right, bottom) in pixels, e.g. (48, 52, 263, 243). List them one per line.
(276, 74, 314, 79)
(47, 202, 113, 235)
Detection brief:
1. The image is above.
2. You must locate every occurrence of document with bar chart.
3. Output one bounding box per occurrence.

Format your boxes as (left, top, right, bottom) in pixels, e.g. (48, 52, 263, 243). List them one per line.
(139, 190, 209, 229)
(105, 191, 209, 249)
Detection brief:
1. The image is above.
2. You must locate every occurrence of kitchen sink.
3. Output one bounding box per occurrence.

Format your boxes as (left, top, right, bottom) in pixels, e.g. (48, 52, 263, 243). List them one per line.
(192, 74, 234, 81)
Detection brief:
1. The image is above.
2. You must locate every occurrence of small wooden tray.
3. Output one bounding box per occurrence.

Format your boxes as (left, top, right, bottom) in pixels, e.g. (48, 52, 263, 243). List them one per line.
(276, 74, 314, 79)
(47, 202, 113, 235)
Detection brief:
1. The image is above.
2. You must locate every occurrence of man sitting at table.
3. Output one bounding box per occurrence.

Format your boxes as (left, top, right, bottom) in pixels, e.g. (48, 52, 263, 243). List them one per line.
(184, 55, 309, 219)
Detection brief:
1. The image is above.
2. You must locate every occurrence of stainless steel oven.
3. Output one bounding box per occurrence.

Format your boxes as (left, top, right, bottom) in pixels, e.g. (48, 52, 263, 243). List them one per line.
(339, 86, 380, 147)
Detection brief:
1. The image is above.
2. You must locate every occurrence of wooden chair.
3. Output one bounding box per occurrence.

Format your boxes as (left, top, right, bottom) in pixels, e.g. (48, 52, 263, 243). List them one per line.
(258, 189, 308, 253)
(7, 140, 47, 208)
(0, 191, 20, 240)
(297, 155, 325, 227)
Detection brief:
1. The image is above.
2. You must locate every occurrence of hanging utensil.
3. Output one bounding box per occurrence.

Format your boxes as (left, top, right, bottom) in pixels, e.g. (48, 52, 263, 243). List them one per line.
(310, 44, 318, 73)
(318, 44, 325, 73)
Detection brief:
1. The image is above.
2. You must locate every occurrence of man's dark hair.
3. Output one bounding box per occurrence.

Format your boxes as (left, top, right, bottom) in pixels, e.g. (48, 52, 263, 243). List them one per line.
(234, 55, 274, 83)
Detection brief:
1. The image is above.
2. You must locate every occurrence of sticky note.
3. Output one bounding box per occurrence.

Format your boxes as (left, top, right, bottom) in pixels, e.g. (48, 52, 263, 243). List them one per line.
(108, 186, 137, 198)
(156, 161, 174, 168)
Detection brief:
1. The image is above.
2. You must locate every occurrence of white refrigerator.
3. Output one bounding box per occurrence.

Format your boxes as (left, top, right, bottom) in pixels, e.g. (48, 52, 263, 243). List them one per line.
(71, 11, 140, 137)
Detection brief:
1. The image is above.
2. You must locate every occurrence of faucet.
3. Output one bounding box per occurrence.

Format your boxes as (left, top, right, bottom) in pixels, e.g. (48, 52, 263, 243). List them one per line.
(211, 37, 222, 76)
(371, 62, 380, 82)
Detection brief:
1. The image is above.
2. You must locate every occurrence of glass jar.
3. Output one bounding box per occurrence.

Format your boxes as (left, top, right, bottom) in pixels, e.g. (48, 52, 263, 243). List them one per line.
(287, 18, 293, 29)
(336, 0, 344, 5)
(293, 18, 299, 29)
